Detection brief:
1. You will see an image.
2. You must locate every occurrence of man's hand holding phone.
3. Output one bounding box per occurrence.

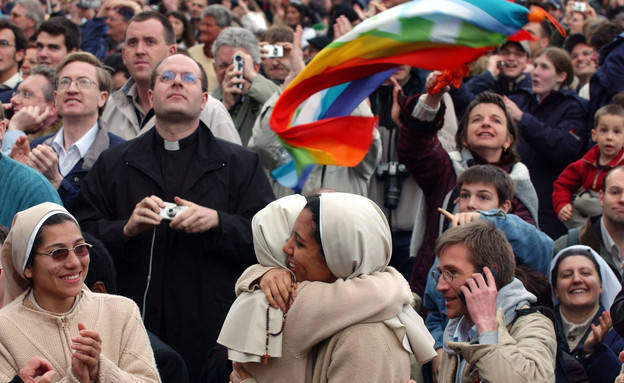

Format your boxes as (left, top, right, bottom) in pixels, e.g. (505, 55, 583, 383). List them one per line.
(461, 267, 499, 334)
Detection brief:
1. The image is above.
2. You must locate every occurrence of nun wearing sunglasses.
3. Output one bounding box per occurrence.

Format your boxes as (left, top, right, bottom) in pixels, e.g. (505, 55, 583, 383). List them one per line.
(0, 203, 160, 383)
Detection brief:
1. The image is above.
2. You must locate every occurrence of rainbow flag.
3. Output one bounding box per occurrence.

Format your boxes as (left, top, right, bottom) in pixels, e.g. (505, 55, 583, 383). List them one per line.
(270, 0, 540, 188)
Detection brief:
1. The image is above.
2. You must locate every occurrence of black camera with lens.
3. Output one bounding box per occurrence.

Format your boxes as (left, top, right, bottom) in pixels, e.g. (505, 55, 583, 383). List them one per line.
(376, 161, 408, 210)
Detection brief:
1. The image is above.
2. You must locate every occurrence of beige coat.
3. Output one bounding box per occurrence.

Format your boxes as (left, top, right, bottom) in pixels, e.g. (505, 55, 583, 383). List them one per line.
(438, 308, 556, 383)
(0, 289, 160, 383)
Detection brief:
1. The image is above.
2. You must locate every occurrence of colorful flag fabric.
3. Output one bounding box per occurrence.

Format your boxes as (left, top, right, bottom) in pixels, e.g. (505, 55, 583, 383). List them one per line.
(270, 0, 546, 188)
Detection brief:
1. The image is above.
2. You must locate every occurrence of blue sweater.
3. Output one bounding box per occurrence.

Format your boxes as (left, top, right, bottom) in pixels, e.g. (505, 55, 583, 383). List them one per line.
(0, 154, 62, 227)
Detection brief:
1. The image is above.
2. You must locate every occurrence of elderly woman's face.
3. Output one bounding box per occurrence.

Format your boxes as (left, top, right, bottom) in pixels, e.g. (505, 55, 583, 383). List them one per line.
(24, 221, 89, 312)
(283, 208, 335, 283)
(554, 255, 602, 312)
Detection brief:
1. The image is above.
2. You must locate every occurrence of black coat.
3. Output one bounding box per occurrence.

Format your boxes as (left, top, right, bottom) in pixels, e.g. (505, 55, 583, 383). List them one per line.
(74, 122, 275, 381)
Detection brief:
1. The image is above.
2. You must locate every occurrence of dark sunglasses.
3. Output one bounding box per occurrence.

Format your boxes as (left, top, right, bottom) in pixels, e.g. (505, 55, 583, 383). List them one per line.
(35, 243, 92, 261)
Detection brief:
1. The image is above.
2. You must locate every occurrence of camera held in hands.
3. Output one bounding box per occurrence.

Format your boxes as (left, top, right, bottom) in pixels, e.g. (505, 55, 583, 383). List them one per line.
(264, 44, 284, 58)
(376, 161, 409, 210)
(159, 202, 188, 220)
(233, 53, 244, 90)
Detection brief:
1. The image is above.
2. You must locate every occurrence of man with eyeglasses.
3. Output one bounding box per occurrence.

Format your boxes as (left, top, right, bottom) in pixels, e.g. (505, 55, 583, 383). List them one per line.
(103, 11, 240, 143)
(0, 20, 26, 93)
(74, 53, 274, 382)
(433, 220, 557, 382)
(1, 65, 60, 155)
(449, 40, 532, 120)
(10, 52, 124, 213)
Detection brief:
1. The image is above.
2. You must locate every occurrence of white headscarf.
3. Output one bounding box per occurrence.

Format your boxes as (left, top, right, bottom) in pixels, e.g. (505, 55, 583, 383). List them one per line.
(319, 193, 435, 362)
(218, 195, 306, 363)
(1, 203, 78, 306)
(548, 245, 622, 310)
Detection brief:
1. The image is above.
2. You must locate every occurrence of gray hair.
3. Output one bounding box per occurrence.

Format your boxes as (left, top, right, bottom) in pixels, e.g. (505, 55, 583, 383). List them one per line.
(15, 0, 44, 30)
(29, 65, 55, 101)
(212, 27, 260, 64)
(202, 4, 231, 28)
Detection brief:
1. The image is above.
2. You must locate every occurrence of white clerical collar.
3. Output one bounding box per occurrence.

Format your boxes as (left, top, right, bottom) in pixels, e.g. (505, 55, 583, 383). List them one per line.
(163, 139, 180, 151)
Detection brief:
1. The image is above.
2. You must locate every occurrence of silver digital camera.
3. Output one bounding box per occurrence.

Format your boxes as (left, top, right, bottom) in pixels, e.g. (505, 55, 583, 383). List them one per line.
(264, 44, 284, 58)
(159, 202, 188, 220)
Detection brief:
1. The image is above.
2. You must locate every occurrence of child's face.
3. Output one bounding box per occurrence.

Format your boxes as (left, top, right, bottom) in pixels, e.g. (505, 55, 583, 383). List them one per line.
(458, 182, 502, 213)
(592, 114, 624, 163)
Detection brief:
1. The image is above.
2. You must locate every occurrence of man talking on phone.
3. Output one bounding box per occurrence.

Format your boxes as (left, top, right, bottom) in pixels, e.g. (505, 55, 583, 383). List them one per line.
(212, 27, 279, 146)
(433, 221, 557, 382)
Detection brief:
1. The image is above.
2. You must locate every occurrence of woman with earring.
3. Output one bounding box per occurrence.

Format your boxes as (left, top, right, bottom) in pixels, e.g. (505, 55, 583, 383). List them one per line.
(395, 79, 539, 296)
(0, 203, 160, 382)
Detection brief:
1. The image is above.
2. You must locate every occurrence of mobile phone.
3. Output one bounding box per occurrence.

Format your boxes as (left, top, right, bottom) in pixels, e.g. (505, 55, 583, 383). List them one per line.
(573, 2, 586, 12)
(264, 44, 284, 58)
(457, 267, 498, 305)
(497, 61, 505, 69)
(233, 53, 244, 90)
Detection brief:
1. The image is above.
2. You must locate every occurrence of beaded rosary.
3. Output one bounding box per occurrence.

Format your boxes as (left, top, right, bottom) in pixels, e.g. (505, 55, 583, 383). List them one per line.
(263, 273, 296, 364)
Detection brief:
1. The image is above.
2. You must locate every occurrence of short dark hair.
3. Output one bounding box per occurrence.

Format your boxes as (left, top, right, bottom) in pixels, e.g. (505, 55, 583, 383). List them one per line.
(36, 16, 82, 52)
(456, 165, 515, 206)
(260, 25, 294, 44)
(594, 103, 624, 129)
(0, 19, 27, 61)
(435, 220, 515, 289)
(0, 224, 9, 245)
(589, 21, 624, 51)
(150, 54, 208, 92)
(550, 247, 601, 290)
(102, 52, 130, 79)
(455, 91, 521, 163)
(125, 11, 176, 46)
(82, 232, 117, 294)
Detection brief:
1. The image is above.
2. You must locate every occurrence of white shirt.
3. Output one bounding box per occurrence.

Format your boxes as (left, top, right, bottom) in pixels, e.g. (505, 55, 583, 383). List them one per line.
(51, 122, 99, 177)
(601, 216, 623, 276)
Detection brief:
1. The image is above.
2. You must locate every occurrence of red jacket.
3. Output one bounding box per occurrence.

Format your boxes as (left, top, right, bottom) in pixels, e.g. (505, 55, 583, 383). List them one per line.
(552, 145, 624, 213)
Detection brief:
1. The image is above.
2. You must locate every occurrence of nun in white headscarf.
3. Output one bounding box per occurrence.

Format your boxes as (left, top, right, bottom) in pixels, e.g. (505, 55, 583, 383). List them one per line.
(548, 245, 623, 383)
(219, 193, 436, 382)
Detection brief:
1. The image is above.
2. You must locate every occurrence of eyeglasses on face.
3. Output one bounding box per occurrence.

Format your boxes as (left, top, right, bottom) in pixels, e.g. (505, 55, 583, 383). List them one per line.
(12, 90, 44, 100)
(0, 39, 15, 48)
(56, 77, 98, 90)
(499, 49, 527, 59)
(431, 268, 475, 284)
(157, 70, 199, 84)
(571, 49, 594, 60)
(35, 243, 92, 261)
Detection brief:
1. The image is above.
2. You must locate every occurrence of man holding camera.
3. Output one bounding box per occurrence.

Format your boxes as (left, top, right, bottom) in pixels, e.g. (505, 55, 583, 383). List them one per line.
(212, 27, 279, 146)
(434, 220, 557, 382)
(74, 53, 275, 382)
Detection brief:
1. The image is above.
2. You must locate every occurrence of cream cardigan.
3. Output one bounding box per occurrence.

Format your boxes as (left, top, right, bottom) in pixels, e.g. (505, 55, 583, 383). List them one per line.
(0, 288, 160, 383)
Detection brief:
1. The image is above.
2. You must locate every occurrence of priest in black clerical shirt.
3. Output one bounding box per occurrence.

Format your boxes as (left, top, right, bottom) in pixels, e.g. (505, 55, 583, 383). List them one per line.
(74, 54, 275, 382)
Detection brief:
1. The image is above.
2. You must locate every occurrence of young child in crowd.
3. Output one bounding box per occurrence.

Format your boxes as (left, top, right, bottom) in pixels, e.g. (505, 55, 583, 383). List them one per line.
(553, 104, 624, 228)
(422, 165, 553, 383)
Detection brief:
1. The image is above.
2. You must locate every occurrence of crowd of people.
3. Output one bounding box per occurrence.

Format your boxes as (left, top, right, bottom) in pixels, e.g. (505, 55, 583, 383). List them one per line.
(0, 0, 624, 381)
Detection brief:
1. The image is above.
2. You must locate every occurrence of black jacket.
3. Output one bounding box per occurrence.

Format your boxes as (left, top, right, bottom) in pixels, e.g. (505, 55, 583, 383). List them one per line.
(74, 122, 275, 381)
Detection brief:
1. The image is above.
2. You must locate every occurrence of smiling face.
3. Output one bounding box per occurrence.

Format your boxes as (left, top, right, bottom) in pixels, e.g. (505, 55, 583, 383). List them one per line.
(282, 208, 336, 283)
(24, 221, 89, 313)
(55, 61, 108, 121)
(285, 5, 301, 26)
(198, 16, 222, 45)
(532, 54, 566, 99)
(11, 74, 55, 116)
(498, 42, 528, 79)
(464, 102, 512, 161)
(571, 43, 596, 81)
(435, 243, 476, 320)
(554, 255, 602, 315)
